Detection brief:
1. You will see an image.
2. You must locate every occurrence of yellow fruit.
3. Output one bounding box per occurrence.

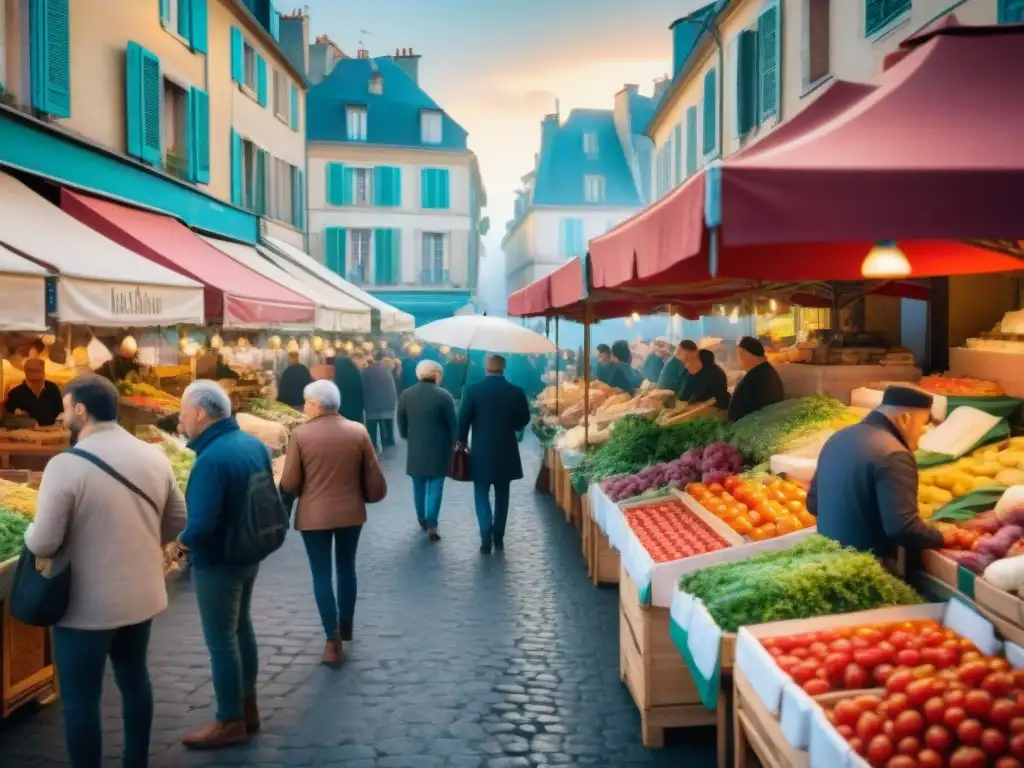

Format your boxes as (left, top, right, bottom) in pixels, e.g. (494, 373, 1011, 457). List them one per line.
(933, 474, 956, 490)
(919, 470, 936, 485)
(957, 457, 981, 472)
(919, 503, 935, 520)
(972, 462, 1002, 478)
(983, 450, 1000, 463)
(998, 451, 1024, 467)
(925, 486, 953, 504)
(973, 476, 1000, 490)
(951, 482, 971, 498)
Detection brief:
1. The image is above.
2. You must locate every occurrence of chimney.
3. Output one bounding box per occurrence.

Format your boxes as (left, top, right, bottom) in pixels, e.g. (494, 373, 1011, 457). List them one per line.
(540, 111, 560, 157)
(391, 46, 421, 84)
(357, 48, 370, 59)
(653, 76, 671, 101)
(279, 10, 310, 77)
(669, 3, 715, 76)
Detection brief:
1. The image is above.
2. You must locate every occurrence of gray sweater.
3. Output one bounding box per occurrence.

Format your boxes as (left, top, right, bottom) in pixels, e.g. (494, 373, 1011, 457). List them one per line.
(24, 423, 187, 630)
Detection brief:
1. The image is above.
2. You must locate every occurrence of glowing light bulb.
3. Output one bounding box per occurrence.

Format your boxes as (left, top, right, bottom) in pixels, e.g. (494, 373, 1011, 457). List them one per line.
(861, 241, 911, 279)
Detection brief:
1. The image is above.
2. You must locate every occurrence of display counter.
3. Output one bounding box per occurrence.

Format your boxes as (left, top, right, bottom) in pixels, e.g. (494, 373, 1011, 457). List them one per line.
(774, 363, 920, 404)
(949, 346, 1024, 399)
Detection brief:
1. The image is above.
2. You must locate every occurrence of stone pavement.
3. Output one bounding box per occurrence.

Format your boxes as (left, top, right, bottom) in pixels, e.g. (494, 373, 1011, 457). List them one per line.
(0, 438, 715, 766)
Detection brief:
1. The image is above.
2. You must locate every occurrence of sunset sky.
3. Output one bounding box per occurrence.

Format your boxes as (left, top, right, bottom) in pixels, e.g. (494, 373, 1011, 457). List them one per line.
(301, 0, 701, 312)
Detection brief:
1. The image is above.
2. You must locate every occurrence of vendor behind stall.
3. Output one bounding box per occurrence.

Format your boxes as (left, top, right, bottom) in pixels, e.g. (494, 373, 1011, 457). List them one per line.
(277, 350, 313, 408)
(808, 385, 943, 558)
(4, 358, 63, 426)
(680, 348, 730, 410)
(727, 336, 785, 422)
(642, 337, 671, 384)
(606, 340, 642, 395)
(96, 339, 141, 382)
(658, 340, 696, 396)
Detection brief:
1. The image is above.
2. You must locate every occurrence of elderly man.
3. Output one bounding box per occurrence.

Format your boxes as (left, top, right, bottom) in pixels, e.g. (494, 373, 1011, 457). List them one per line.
(728, 336, 785, 422)
(808, 385, 943, 559)
(657, 340, 696, 397)
(458, 355, 531, 553)
(176, 381, 275, 750)
(4, 357, 64, 426)
(397, 360, 458, 540)
(642, 337, 672, 385)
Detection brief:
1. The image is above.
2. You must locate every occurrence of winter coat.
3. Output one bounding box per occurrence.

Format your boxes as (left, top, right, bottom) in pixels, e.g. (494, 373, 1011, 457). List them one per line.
(397, 381, 458, 478)
(458, 375, 531, 485)
(361, 362, 398, 420)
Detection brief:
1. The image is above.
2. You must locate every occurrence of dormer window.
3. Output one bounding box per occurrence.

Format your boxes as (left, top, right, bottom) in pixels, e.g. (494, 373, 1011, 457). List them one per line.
(369, 71, 383, 95)
(583, 131, 599, 158)
(421, 110, 442, 144)
(584, 175, 605, 203)
(346, 106, 367, 141)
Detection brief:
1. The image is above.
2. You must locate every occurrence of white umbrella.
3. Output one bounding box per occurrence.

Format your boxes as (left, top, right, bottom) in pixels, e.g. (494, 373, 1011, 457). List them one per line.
(415, 315, 556, 355)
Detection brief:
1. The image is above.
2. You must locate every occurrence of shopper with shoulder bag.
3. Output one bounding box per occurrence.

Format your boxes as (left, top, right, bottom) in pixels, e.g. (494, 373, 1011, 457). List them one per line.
(19, 375, 187, 768)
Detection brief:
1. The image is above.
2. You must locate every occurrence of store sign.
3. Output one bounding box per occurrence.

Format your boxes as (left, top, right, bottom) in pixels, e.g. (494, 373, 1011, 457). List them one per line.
(110, 286, 164, 317)
(57, 278, 204, 327)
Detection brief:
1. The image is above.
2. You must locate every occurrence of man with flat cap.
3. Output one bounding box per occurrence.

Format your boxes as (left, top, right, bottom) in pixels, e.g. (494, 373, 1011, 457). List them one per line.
(728, 336, 785, 422)
(808, 385, 943, 558)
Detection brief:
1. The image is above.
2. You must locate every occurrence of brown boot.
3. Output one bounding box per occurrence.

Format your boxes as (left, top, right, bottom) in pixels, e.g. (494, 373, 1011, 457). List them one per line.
(181, 719, 249, 750)
(338, 621, 353, 642)
(243, 693, 261, 734)
(322, 635, 342, 665)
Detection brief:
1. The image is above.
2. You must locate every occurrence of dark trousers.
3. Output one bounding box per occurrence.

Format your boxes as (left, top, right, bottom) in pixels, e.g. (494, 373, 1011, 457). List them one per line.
(367, 418, 394, 450)
(52, 620, 154, 768)
(192, 563, 260, 722)
(301, 525, 363, 639)
(473, 480, 511, 546)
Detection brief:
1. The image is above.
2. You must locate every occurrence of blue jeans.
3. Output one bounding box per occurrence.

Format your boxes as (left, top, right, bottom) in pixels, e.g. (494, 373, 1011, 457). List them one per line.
(367, 418, 394, 450)
(301, 525, 362, 639)
(192, 563, 260, 722)
(412, 476, 446, 528)
(473, 480, 511, 546)
(52, 620, 153, 768)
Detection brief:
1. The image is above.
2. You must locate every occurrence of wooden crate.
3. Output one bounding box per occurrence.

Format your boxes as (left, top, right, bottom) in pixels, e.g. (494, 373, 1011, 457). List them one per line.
(732, 667, 809, 768)
(590, 526, 620, 586)
(619, 567, 716, 748)
(1, 601, 56, 718)
(581, 495, 593, 575)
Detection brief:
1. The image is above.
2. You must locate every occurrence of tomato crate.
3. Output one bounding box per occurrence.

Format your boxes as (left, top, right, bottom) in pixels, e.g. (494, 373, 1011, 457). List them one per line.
(734, 665, 810, 768)
(591, 524, 621, 586)
(914, 549, 1024, 635)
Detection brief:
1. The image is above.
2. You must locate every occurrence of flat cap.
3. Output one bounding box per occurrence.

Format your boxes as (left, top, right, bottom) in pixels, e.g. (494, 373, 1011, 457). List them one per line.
(882, 385, 933, 410)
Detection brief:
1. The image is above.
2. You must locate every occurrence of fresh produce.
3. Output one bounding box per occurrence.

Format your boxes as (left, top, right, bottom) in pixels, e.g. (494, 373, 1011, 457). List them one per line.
(983, 555, 1024, 596)
(247, 398, 304, 429)
(0, 507, 29, 562)
(919, 439, 1024, 519)
(601, 441, 745, 502)
(116, 379, 182, 415)
(0, 478, 38, 519)
(918, 375, 1004, 397)
(152, 433, 195, 493)
(530, 417, 558, 447)
(622, 498, 730, 563)
(678, 535, 922, 632)
(687, 475, 815, 539)
(728, 395, 854, 464)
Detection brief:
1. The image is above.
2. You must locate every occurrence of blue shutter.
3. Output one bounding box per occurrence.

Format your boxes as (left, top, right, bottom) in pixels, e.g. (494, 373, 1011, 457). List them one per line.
(230, 27, 243, 83)
(30, 0, 71, 118)
(673, 124, 683, 185)
(324, 227, 345, 276)
(289, 85, 299, 130)
(189, 87, 210, 183)
(390, 167, 402, 207)
(999, 0, 1024, 21)
(390, 229, 402, 283)
(421, 168, 434, 208)
(759, 3, 780, 119)
(230, 129, 243, 205)
(177, 0, 190, 40)
(256, 54, 268, 106)
(159, 0, 171, 25)
(291, 166, 304, 229)
(326, 162, 345, 205)
(270, 6, 281, 40)
(736, 29, 758, 135)
(374, 229, 391, 284)
(437, 169, 450, 210)
(685, 106, 698, 176)
(373, 166, 388, 206)
(702, 69, 717, 156)
(189, 0, 208, 53)
(341, 167, 354, 205)
(255, 149, 267, 214)
(125, 42, 161, 165)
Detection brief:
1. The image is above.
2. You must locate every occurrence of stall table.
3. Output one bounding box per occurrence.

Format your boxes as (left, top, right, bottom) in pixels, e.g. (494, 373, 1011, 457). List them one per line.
(732, 664, 808, 768)
(775, 363, 920, 404)
(0, 560, 57, 718)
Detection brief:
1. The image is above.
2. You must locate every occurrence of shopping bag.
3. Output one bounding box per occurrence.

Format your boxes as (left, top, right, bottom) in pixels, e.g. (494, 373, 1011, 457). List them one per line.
(9, 547, 71, 627)
(448, 442, 472, 482)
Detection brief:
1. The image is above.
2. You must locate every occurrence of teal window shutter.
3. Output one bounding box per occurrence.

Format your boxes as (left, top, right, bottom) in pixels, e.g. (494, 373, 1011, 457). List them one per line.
(421, 168, 434, 208)
(374, 229, 391, 284)
(230, 27, 243, 83)
(255, 149, 267, 214)
(324, 227, 345, 276)
(230, 129, 243, 205)
(289, 85, 299, 130)
(736, 29, 758, 134)
(390, 229, 402, 283)
(189, 87, 210, 183)
(291, 166, 304, 228)
(702, 68, 717, 156)
(159, 0, 170, 25)
(125, 42, 162, 165)
(390, 167, 402, 207)
(256, 54, 268, 106)
(673, 124, 683, 185)
(177, 0, 190, 40)
(685, 106, 698, 176)
(189, 0, 208, 53)
(30, 0, 71, 118)
(326, 162, 345, 205)
(998, 0, 1024, 21)
(574, 219, 584, 255)
(373, 166, 388, 206)
(759, 3, 780, 119)
(270, 6, 281, 40)
(341, 167, 354, 205)
(437, 169, 450, 210)
(866, 0, 909, 36)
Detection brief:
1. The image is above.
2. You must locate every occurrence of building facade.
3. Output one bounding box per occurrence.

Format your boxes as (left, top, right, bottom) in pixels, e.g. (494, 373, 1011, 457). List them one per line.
(306, 50, 486, 325)
(0, 0, 305, 246)
(502, 94, 656, 298)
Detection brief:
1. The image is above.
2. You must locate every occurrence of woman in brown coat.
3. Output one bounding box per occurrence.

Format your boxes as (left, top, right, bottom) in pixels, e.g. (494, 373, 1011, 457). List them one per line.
(279, 380, 386, 664)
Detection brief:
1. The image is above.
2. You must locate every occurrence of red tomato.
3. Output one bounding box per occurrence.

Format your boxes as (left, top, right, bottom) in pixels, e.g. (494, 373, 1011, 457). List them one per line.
(1013, 732, 1024, 758)
(895, 735, 920, 756)
(924, 724, 953, 753)
(866, 734, 894, 765)
(883, 694, 911, 718)
(886, 757, 916, 768)
(991, 699, 1017, 729)
(848, 737, 866, 756)
(945, 689, 967, 706)
(791, 647, 810, 660)
(857, 711, 884, 742)
(856, 627, 884, 643)
(803, 679, 830, 696)
(893, 710, 925, 740)
(897, 649, 921, 666)
(922, 697, 946, 726)
(917, 749, 944, 768)
(906, 678, 936, 708)
(791, 661, 818, 685)
(981, 728, 1008, 757)
(948, 746, 989, 768)
(963, 690, 994, 720)
(830, 638, 854, 654)
(943, 706, 967, 730)
(888, 631, 914, 650)
(853, 648, 884, 669)
(956, 718, 983, 746)
(844, 663, 869, 690)
(935, 646, 960, 669)
(958, 661, 990, 688)
(873, 664, 896, 686)
(824, 652, 853, 677)
(808, 641, 829, 658)
(886, 670, 914, 695)
(996, 758, 1023, 768)
(836, 724, 854, 739)
(834, 699, 861, 727)
(981, 671, 1014, 699)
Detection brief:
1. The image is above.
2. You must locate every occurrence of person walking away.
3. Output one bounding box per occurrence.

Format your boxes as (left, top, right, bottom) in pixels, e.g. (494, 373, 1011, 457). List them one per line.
(680, 348, 731, 410)
(458, 355, 531, 553)
(24, 375, 187, 768)
(361, 350, 398, 451)
(658, 340, 696, 396)
(332, 352, 365, 424)
(728, 336, 785, 422)
(279, 380, 386, 664)
(277, 350, 313, 409)
(397, 361, 457, 540)
(176, 381, 275, 749)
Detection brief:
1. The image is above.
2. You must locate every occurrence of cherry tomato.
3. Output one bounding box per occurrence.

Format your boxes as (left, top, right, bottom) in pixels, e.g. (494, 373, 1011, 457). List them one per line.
(956, 718, 983, 746)
(981, 728, 1008, 757)
(893, 710, 924, 740)
(924, 724, 953, 754)
(866, 734, 894, 765)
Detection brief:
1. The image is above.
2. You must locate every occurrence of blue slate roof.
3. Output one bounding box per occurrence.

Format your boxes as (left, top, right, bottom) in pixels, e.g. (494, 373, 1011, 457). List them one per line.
(307, 56, 468, 149)
(532, 109, 641, 207)
(628, 90, 657, 136)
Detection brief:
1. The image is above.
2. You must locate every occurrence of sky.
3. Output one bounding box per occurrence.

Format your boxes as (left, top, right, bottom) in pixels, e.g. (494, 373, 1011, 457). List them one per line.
(300, 0, 705, 315)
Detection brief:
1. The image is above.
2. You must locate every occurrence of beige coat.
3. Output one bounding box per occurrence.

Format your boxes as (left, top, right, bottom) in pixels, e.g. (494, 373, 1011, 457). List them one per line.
(279, 413, 386, 530)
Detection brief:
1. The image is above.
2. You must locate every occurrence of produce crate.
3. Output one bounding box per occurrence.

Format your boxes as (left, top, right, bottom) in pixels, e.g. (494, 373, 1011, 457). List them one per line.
(619, 567, 717, 748)
(581, 492, 593, 572)
(546, 448, 558, 496)
(733, 665, 809, 768)
(590, 525, 620, 586)
(1, 600, 56, 718)
(914, 548, 1024, 631)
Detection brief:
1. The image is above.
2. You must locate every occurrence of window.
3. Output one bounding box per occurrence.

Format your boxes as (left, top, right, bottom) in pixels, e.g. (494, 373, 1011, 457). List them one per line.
(243, 41, 257, 90)
(420, 110, 442, 144)
(759, 3, 780, 119)
(270, 158, 295, 225)
(352, 167, 370, 205)
(702, 68, 718, 156)
(350, 229, 371, 284)
(422, 233, 445, 284)
(805, 0, 831, 86)
(999, 0, 1024, 22)
(736, 28, 758, 134)
(583, 131, 598, 158)
(369, 72, 382, 95)
(560, 218, 584, 257)
(584, 175, 605, 203)
(273, 69, 288, 121)
(163, 78, 189, 179)
(865, 0, 910, 37)
(241, 138, 257, 210)
(347, 106, 367, 141)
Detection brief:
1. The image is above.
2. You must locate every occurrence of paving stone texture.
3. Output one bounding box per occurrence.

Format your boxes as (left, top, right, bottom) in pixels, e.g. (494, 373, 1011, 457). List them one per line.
(0, 438, 715, 766)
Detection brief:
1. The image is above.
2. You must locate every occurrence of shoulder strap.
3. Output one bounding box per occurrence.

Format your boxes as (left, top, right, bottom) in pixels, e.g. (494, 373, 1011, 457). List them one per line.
(65, 447, 160, 516)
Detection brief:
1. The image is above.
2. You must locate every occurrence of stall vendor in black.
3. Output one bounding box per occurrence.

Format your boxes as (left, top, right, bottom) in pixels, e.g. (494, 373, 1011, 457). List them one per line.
(728, 336, 785, 422)
(4, 358, 63, 426)
(680, 348, 730, 410)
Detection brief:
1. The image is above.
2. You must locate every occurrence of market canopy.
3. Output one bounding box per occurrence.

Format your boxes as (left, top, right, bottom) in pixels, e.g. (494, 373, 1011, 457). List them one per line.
(202, 237, 371, 334)
(0, 173, 204, 327)
(0, 242, 47, 331)
(62, 190, 315, 330)
(261, 235, 416, 333)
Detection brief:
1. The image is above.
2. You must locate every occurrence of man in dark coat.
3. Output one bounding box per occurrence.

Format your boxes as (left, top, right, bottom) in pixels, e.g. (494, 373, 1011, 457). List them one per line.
(277, 351, 313, 409)
(362, 350, 398, 451)
(641, 338, 671, 385)
(592, 344, 613, 385)
(728, 337, 784, 422)
(607, 340, 641, 395)
(332, 354, 365, 424)
(658, 340, 696, 396)
(680, 348, 730, 410)
(397, 360, 457, 540)
(458, 355, 531, 553)
(808, 386, 943, 559)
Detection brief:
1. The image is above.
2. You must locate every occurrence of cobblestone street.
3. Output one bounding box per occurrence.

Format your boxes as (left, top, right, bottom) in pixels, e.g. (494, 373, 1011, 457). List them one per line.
(0, 439, 714, 767)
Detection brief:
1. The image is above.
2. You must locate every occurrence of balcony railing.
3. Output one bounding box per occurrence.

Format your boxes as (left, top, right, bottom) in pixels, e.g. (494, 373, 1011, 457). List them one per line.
(420, 268, 449, 285)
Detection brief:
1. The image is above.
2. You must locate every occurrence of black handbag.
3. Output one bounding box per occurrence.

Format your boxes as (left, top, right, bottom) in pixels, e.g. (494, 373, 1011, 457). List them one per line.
(448, 442, 471, 482)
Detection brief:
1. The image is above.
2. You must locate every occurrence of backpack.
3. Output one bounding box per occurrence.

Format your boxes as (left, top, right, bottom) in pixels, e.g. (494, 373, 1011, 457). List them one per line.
(224, 471, 289, 564)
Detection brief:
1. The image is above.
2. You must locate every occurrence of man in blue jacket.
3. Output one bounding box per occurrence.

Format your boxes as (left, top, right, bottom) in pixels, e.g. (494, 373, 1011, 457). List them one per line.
(458, 355, 531, 553)
(176, 381, 273, 750)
